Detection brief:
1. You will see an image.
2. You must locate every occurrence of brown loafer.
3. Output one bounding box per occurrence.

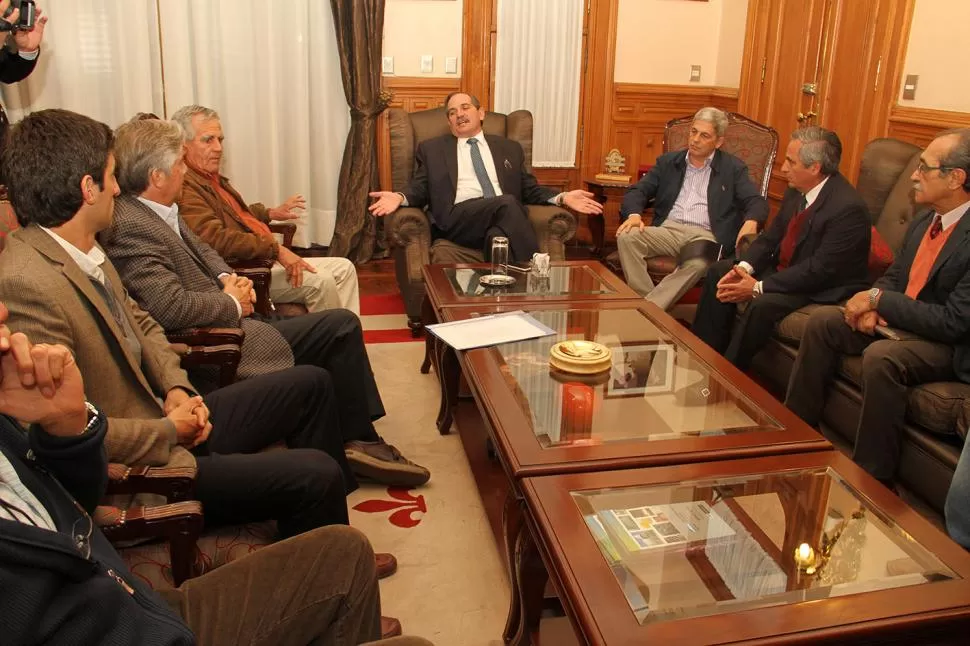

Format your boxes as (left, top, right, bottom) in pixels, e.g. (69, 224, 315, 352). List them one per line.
(375, 552, 398, 579)
(381, 616, 403, 639)
(345, 440, 431, 487)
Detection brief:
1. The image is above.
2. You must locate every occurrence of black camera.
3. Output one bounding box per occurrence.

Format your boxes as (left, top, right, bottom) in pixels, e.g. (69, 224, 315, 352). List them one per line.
(0, 0, 36, 33)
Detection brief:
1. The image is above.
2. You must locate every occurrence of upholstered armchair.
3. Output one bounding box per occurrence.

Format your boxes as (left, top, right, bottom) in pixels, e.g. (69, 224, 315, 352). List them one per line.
(384, 107, 578, 333)
(225, 221, 309, 318)
(643, 112, 778, 287)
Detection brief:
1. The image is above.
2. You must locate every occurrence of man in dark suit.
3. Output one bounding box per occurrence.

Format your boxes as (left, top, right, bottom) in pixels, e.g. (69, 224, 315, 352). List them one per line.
(786, 131, 970, 523)
(367, 91, 603, 261)
(691, 126, 871, 371)
(616, 107, 768, 310)
(99, 118, 429, 488)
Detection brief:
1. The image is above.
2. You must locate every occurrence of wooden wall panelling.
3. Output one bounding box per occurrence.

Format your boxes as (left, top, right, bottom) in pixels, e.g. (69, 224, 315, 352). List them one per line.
(461, 0, 495, 109)
(887, 106, 970, 149)
(580, 0, 620, 184)
(377, 77, 461, 190)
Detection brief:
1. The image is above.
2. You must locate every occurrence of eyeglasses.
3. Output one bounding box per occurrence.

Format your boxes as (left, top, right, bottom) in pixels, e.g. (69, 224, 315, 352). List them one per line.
(71, 500, 93, 561)
(916, 161, 954, 175)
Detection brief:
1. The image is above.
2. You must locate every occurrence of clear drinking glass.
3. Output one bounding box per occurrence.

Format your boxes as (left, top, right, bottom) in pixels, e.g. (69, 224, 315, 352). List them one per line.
(491, 236, 510, 277)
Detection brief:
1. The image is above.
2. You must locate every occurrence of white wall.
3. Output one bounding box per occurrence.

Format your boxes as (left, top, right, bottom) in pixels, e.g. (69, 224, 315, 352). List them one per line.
(382, 0, 463, 78)
(900, 0, 970, 111)
(614, 0, 748, 87)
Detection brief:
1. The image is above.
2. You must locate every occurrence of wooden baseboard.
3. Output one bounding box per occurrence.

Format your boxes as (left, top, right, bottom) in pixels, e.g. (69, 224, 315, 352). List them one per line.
(887, 106, 970, 148)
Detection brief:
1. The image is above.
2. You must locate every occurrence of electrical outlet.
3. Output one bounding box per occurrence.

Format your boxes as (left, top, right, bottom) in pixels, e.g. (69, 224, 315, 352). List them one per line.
(382, 56, 394, 75)
(445, 56, 458, 74)
(903, 74, 918, 100)
(420, 55, 433, 74)
(690, 65, 702, 83)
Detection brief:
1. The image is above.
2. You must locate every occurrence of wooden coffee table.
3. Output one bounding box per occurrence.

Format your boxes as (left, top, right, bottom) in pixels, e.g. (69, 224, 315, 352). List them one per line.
(421, 261, 640, 433)
(444, 300, 832, 642)
(520, 451, 970, 645)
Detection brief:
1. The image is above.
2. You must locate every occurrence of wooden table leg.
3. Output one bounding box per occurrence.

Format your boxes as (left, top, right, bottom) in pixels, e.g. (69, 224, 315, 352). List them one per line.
(434, 337, 459, 434)
(588, 212, 605, 258)
(508, 521, 547, 646)
(503, 492, 524, 643)
(420, 294, 435, 374)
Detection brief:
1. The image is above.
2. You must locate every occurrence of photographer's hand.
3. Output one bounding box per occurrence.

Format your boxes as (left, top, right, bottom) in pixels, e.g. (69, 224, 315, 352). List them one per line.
(12, 4, 46, 53)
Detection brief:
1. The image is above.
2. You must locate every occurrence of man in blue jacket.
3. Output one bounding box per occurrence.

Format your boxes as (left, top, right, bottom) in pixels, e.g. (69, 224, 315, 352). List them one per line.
(616, 106, 768, 310)
(0, 300, 424, 645)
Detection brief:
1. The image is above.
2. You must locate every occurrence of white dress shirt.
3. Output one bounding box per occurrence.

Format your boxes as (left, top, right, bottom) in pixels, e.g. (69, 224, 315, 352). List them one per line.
(454, 133, 503, 204)
(668, 151, 715, 231)
(40, 226, 108, 285)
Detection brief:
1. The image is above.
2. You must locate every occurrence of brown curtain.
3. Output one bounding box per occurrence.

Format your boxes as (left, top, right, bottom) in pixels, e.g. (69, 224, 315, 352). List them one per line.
(328, 0, 387, 263)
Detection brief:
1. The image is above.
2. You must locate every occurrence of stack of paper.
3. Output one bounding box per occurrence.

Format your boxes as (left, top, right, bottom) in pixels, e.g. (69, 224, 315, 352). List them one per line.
(425, 310, 556, 350)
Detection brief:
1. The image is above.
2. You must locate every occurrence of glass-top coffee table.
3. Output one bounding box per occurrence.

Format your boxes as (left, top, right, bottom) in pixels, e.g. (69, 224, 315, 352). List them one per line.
(421, 261, 641, 433)
(520, 451, 970, 645)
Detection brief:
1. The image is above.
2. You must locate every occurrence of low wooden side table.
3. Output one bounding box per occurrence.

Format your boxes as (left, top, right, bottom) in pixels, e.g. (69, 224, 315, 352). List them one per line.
(583, 178, 633, 257)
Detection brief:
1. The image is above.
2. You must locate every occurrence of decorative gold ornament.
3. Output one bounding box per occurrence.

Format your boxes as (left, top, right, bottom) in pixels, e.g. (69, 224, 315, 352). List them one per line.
(595, 148, 631, 183)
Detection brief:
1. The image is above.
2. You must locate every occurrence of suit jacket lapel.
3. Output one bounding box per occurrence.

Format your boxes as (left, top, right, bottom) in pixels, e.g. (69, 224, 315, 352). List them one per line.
(17, 226, 153, 393)
(925, 209, 970, 286)
(485, 135, 512, 194)
(794, 174, 839, 250)
(706, 150, 725, 216)
(444, 136, 459, 195)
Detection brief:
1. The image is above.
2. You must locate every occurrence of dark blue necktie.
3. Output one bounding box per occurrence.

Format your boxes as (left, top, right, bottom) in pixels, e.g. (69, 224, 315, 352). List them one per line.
(468, 137, 496, 198)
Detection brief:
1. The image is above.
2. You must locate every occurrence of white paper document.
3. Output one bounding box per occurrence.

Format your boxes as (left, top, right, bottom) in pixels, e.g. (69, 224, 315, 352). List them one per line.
(425, 310, 557, 351)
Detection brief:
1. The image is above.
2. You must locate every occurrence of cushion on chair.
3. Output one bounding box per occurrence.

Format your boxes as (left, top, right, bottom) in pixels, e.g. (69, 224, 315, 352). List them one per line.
(773, 304, 826, 345)
(872, 152, 921, 253)
(856, 139, 921, 225)
(868, 226, 895, 283)
(836, 356, 970, 437)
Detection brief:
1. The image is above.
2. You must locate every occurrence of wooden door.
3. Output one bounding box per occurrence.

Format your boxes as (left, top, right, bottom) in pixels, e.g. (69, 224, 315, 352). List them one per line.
(738, 0, 831, 209)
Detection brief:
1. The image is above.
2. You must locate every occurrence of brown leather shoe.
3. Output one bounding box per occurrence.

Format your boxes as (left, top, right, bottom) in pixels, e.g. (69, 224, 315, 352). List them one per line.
(345, 440, 431, 487)
(381, 616, 403, 639)
(375, 552, 398, 579)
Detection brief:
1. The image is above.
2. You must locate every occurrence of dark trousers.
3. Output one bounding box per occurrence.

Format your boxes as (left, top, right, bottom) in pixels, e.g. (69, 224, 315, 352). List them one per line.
(691, 259, 810, 369)
(439, 194, 539, 262)
(269, 309, 384, 443)
(785, 305, 954, 480)
(194, 365, 353, 537)
(160, 525, 382, 646)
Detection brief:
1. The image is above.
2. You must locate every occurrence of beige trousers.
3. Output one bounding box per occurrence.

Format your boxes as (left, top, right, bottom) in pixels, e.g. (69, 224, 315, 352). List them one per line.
(270, 256, 360, 315)
(616, 219, 717, 311)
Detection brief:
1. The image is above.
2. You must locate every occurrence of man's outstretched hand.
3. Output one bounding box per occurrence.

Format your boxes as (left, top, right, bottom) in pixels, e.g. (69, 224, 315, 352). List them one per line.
(368, 191, 405, 217)
(561, 190, 604, 215)
(269, 194, 306, 221)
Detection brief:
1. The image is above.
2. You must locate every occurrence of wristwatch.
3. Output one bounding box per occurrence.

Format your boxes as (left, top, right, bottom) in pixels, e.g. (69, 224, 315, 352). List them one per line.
(868, 287, 882, 310)
(81, 401, 101, 436)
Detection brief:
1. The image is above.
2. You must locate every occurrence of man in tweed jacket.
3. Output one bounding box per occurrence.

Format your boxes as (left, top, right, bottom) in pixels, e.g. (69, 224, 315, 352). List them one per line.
(0, 109, 356, 538)
(100, 118, 430, 489)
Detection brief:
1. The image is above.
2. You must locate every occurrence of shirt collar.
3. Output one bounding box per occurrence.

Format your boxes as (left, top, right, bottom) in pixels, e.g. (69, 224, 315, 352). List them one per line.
(684, 150, 715, 170)
(39, 226, 107, 282)
(803, 176, 830, 208)
(937, 199, 970, 231)
(458, 130, 486, 146)
(137, 196, 182, 238)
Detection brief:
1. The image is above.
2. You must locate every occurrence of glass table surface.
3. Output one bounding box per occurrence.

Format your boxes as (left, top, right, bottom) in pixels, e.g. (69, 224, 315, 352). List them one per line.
(487, 308, 783, 447)
(444, 264, 618, 298)
(571, 466, 958, 625)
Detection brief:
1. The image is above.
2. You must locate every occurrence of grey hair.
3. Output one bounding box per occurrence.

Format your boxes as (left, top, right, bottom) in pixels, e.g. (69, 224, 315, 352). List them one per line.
(791, 126, 842, 176)
(113, 119, 184, 195)
(444, 92, 481, 110)
(693, 107, 728, 138)
(171, 105, 221, 141)
(936, 128, 970, 191)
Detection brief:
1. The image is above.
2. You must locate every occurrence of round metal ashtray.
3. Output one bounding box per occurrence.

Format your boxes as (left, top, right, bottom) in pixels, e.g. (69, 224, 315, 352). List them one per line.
(480, 273, 517, 287)
(549, 340, 612, 374)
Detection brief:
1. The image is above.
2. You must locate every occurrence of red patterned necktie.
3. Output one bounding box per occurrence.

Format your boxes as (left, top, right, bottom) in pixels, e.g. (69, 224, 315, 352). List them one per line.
(929, 214, 943, 239)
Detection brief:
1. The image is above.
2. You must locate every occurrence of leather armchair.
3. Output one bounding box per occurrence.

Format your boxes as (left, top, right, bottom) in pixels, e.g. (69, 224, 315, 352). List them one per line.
(384, 107, 577, 334)
(225, 222, 309, 318)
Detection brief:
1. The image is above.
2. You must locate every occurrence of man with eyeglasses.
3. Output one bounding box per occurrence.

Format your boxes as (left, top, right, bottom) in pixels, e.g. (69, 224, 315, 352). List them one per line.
(785, 129, 970, 548)
(0, 302, 434, 645)
(615, 106, 768, 311)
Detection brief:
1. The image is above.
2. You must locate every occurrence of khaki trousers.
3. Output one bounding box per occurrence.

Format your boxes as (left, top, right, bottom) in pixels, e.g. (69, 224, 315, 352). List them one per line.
(616, 220, 717, 310)
(270, 257, 360, 315)
(161, 525, 383, 646)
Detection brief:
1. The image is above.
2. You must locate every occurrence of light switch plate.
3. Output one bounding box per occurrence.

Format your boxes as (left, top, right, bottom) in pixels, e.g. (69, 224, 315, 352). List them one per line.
(420, 55, 433, 74)
(903, 74, 918, 100)
(690, 65, 702, 82)
(445, 56, 458, 74)
(382, 56, 394, 75)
